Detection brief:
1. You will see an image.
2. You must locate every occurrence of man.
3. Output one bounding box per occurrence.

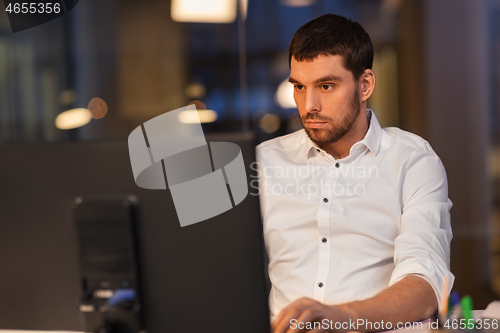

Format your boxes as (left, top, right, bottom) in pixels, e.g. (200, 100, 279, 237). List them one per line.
(256, 14, 453, 333)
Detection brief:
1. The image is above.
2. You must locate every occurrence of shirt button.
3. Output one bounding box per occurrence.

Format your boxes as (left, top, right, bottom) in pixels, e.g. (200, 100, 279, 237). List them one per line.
(318, 282, 324, 288)
(335, 163, 340, 168)
(323, 198, 328, 203)
(322, 237, 327, 243)
(316, 148, 320, 152)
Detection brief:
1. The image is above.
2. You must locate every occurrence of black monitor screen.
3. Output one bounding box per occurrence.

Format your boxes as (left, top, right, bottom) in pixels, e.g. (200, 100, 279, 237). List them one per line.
(0, 132, 269, 333)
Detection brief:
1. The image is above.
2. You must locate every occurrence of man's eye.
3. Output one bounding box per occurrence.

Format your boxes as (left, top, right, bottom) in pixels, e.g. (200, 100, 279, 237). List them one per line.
(294, 85, 304, 91)
(321, 84, 334, 90)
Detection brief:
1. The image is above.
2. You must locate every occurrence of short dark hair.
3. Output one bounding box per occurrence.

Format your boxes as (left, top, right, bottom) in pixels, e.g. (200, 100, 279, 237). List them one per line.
(289, 14, 374, 80)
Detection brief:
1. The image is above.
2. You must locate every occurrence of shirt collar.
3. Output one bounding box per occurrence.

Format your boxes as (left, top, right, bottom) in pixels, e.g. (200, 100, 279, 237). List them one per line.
(305, 109, 382, 159)
(359, 109, 382, 156)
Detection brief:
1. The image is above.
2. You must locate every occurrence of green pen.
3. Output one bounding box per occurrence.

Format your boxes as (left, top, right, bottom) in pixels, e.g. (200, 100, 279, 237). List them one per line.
(461, 295, 474, 330)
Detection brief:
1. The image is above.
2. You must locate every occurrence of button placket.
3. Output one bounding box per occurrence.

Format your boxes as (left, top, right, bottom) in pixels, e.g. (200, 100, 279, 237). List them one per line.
(313, 162, 337, 303)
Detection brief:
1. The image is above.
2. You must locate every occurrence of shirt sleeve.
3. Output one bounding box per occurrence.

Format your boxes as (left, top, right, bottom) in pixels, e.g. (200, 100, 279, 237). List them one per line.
(255, 145, 267, 223)
(388, 142, 454, 311)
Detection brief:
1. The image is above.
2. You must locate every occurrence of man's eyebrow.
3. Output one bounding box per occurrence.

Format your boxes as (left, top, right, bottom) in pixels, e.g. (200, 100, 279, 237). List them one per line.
(288, 75, 343, 85)
(314, 75, 342, 84)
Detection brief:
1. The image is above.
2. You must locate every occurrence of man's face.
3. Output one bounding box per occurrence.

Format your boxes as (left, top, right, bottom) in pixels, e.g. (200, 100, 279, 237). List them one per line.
(289, 55, 361, 146)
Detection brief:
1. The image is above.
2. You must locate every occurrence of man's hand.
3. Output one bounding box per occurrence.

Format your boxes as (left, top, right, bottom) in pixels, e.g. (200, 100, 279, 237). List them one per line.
(270, 276, 437, 333)
(271, 297, 354, 333)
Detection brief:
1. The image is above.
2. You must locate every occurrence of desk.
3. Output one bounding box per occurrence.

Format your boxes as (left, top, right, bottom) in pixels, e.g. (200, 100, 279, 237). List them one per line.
(0, 331, 83, 333)
(0, 311, 493, 333)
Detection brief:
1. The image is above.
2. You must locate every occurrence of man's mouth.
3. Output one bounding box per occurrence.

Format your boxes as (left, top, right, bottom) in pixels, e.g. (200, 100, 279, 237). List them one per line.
(306, 121, 327, 128)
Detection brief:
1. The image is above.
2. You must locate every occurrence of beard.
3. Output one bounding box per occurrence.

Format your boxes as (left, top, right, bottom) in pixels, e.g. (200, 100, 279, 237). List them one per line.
(301, 85, 361, 146)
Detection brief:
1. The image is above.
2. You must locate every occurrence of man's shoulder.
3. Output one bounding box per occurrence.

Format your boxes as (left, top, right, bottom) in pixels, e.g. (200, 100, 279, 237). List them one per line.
(256, 129, 308, 155)
(383, 127, 434, 153)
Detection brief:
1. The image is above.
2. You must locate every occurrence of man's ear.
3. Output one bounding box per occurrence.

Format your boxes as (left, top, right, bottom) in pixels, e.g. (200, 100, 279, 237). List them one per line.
(360, 69, 375, 102)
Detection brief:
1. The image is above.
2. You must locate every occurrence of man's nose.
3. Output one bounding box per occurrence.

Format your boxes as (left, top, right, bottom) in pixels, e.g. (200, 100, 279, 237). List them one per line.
(304, 90, 321, 113)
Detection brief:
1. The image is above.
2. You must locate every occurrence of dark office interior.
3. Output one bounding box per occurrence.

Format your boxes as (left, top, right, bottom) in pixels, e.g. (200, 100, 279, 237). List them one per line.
(1, 0, 500, 332)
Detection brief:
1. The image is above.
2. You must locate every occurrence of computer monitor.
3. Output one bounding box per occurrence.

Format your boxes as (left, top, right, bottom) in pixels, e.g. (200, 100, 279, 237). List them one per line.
(0, 132, 270, 333)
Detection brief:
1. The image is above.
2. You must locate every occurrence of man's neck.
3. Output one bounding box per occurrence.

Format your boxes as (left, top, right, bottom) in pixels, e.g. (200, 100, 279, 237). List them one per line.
(320, 109, 370, 160)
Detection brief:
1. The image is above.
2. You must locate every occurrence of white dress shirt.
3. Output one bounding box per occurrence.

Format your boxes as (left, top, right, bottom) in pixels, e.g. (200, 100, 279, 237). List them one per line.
(255, 110, 454, 321)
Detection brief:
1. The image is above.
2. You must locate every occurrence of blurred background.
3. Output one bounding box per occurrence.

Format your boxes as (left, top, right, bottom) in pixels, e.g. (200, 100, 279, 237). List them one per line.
(0, 0, 499, 312)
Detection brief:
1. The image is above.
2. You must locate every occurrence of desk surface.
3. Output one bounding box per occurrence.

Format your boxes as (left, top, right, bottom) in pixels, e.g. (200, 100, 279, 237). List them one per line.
(0, 310, 490, 333)
(0, 331, 83, 333)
